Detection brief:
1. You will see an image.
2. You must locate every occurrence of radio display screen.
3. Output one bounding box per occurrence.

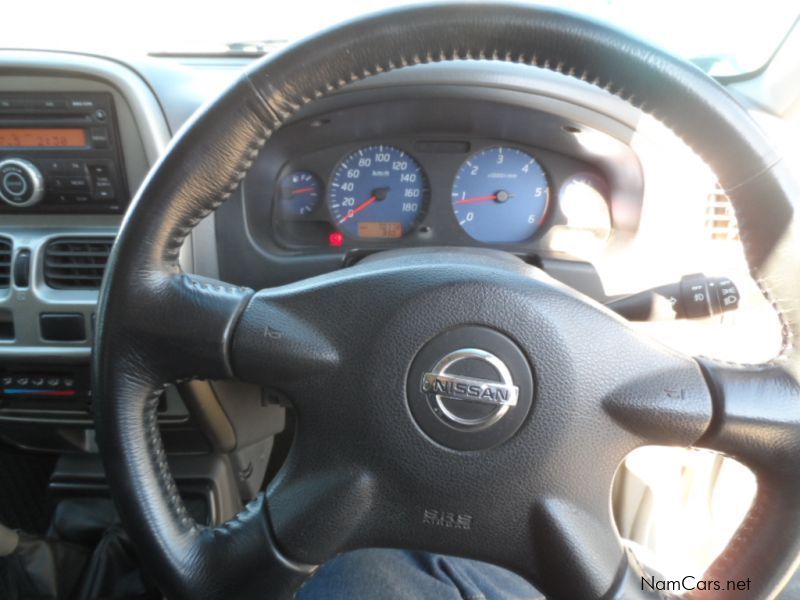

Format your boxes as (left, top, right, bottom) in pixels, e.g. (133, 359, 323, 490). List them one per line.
(0, 128, 87, 148)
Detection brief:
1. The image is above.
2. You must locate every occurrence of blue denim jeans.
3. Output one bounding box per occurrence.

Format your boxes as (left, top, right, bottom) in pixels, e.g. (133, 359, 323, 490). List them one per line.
(297, 549, 543, 599)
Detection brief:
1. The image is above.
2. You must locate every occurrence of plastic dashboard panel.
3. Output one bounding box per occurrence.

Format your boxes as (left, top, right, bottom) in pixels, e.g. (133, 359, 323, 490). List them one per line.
(0, 52, 179, 434)
(215, 65, 645, 291)
(0, 52, 171, 361)
(267, 133, 601, 250)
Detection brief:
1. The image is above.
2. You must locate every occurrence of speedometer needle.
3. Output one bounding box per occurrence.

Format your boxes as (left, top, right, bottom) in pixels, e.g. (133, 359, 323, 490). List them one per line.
(339, 196, 376, 224)
(338, 187, 389, 224)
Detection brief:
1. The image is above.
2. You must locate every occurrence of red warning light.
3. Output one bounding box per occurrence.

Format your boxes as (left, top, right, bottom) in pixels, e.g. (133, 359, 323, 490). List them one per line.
(328, 232, 344, 247)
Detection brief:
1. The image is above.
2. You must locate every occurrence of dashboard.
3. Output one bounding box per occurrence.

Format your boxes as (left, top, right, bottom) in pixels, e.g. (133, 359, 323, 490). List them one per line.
(0, 28, 793, 586)
(222, 74, 648, 291)
(0, 51, 783, 448)
(0, 53, 171, 433)
(272, 136, 613, 251)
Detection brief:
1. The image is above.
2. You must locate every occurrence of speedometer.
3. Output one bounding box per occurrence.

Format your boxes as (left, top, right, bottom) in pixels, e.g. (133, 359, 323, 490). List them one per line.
(451, 146, 550, 243)
(327, 145, 428, 239)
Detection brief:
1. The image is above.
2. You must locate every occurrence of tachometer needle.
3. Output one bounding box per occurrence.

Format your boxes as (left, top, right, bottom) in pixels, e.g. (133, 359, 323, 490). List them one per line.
(339, 195, 377, 224)
(456, 190, 512, 204)
(456, 194, 497, 205)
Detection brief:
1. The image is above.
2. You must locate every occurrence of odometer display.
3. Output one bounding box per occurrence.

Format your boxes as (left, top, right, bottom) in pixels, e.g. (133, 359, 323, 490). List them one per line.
(451, 146, 550, 243)
(327, 145, 428, 239)
(357, 222, 403, 239)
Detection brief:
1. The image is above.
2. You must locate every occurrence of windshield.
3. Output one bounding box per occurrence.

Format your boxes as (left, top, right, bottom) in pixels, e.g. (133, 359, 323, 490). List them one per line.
(5, 0, 796, 76)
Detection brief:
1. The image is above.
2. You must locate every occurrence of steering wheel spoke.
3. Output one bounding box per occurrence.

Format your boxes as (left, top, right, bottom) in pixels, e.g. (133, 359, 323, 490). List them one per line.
(150, 493, 316, 599)
(601, 350, 713, 447)
(98, 273, 253, 382)
(686, 360, 800, 598)
(230, 286, 342, 387)
(697, 360, 800, 473)
(531, 497, 633, 598)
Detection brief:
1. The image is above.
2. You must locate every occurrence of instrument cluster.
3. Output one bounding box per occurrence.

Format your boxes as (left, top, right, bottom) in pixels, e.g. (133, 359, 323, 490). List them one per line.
(269, 137, 614, 255)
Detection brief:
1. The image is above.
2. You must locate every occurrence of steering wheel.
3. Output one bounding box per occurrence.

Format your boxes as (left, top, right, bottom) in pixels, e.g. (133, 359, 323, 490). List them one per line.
(94, 4, 800, 599)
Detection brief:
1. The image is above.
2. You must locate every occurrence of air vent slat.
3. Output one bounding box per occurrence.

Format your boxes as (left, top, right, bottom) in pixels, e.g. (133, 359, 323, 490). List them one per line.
(45, 273, 105, 281)
(46, 251, 112, 258)
(0, 237, 11, 288)
(704, 184, 739, 242)
(44, 237, 114, 290)
(45, 262, 107, 270)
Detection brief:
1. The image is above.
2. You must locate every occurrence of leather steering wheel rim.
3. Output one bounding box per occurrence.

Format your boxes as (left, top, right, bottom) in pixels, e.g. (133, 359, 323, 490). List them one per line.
(94, 4, 800, 599)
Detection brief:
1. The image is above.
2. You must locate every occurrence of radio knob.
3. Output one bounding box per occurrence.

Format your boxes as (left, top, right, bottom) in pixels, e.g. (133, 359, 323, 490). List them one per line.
(0, 158, 45, 208)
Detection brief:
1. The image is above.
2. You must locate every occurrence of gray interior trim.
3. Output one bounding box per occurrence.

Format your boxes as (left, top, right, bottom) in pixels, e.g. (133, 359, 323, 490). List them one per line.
(0, 522, 19, 557)
(729, 20, 800, 117)
(0, 50, 170, 163)
(0, 228, 116, 359)
(0, 51, 172, 354)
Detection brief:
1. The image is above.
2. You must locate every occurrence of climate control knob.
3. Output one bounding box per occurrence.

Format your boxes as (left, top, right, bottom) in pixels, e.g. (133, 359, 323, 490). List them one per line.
(0, 158, 45, 208)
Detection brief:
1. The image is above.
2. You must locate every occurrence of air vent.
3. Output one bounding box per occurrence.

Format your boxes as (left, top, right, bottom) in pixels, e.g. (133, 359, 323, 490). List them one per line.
(44, 237, 114, 290)
(0, 237, 11, 288)
(705, 185, 740, 241)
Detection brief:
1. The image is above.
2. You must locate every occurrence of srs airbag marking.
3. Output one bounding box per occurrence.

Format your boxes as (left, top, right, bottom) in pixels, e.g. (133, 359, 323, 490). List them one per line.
(423, 509, 472, 530)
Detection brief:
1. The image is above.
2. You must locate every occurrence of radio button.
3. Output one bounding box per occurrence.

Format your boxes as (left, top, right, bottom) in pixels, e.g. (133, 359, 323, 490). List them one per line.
(0, 159, 44, 207)
(0, 99, 32, 109)
(44, 159, 67, 174)
(89, 127, 109, 149)
(47, 177, 67, 191)
(89, 162, 116, 200)
(38, 99, 66, 109)
(67, 177, 89, 190)
(68, 99, 96, 109)
(3, 172, 28, 196)
(65, 160, 85, 174)
(88, 164, 111, 178)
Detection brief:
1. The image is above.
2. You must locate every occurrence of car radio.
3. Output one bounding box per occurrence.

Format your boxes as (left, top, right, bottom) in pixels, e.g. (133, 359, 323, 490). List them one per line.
(0, 92, 128, 214)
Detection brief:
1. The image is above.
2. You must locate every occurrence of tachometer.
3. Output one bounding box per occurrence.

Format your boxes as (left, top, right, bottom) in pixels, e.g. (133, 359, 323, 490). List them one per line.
(451, 146, 549, 243)
(327, 145, 428, 239)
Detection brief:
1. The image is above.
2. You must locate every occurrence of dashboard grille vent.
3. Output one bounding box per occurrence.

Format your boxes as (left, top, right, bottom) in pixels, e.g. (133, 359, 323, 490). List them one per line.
(44, 237, 114, 290)
(705, 185, 740, 241)
(0, 237, 10, 288)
